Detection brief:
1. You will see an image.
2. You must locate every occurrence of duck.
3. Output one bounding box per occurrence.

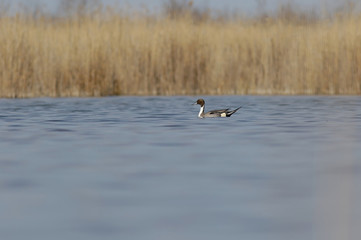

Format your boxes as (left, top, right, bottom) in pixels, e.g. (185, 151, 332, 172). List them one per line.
(193, 98, 242, 118)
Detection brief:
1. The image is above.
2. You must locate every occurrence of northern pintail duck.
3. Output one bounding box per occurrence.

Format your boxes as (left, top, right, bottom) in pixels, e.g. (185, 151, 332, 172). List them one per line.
(193, 98, 242, 118)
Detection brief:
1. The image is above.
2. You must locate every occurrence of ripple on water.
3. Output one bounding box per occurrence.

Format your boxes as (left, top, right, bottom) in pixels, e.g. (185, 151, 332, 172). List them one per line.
(1, 179, 35, 190)
(47, 128, 74, 132)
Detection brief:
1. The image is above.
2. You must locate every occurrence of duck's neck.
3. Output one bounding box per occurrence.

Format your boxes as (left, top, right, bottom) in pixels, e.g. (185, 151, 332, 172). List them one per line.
(198, 105, 204, 118)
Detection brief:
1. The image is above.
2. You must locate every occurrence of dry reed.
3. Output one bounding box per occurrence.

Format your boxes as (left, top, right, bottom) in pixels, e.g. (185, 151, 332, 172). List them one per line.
(1, 8, 361, 97)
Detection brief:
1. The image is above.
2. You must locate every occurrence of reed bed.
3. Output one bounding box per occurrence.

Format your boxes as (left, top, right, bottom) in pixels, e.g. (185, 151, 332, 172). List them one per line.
(1, 9, 361, 97)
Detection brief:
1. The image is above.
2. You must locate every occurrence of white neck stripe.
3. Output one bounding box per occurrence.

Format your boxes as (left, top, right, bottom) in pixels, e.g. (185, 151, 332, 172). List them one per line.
(198, 106, 204, 118)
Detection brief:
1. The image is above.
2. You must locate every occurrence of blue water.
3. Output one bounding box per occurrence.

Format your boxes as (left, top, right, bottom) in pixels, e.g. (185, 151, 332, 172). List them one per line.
(1, 96, 361, 240)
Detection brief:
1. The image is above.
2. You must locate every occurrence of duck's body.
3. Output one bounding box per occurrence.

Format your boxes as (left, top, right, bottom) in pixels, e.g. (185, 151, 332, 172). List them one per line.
(194, 99, 241, 118)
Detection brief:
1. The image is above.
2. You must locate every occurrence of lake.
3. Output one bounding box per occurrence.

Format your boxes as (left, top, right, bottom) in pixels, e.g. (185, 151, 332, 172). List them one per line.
(0, 96, 361, 240)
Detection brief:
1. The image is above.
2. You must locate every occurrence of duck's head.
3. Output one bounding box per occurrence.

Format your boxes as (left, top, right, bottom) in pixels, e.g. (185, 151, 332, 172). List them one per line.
(193, 98, 205, 107)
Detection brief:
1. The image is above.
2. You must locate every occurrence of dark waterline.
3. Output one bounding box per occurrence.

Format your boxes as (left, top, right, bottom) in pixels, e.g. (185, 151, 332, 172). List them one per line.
(0, 96, 361, 240)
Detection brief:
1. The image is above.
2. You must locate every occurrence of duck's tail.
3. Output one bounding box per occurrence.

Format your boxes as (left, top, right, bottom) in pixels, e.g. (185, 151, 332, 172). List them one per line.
(226, 106, 242, 117)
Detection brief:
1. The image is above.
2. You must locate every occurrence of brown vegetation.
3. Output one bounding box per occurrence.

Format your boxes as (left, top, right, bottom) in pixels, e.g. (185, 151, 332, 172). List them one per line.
(0, 1, 361, 97)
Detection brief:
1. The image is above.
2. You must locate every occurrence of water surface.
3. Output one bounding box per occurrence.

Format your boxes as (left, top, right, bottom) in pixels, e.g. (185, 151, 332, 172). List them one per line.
(1, 96, 361, 240)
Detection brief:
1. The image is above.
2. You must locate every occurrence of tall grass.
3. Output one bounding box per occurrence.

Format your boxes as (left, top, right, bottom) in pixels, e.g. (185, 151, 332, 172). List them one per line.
(1, 4, 361, 97)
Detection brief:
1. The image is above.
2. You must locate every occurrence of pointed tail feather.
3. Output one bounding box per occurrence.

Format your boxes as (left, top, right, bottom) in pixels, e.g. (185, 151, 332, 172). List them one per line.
(226, 106, 242, 117)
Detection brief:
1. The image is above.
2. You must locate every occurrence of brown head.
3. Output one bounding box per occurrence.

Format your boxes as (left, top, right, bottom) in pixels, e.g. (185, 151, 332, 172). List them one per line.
(194, 98, 205, 107)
